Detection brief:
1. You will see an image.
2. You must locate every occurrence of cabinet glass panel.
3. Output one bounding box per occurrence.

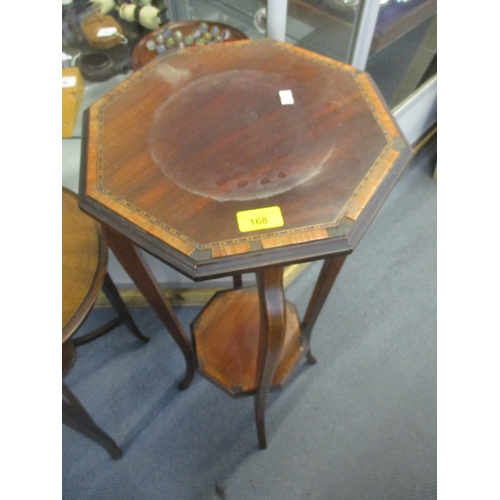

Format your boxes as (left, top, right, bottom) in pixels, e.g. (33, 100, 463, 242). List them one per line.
(365, 0, 436, 108)
(185, 0, 362, 62)
(185, 0, 266, 39)
(282, 1, 362, 62)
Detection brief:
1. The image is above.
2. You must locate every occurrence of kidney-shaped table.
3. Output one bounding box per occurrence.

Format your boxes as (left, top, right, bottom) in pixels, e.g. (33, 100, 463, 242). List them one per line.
(79, 39, 412, 449)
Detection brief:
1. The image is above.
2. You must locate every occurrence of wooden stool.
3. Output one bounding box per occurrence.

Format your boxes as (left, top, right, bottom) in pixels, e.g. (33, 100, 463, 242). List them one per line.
(62, 187, 149, 459)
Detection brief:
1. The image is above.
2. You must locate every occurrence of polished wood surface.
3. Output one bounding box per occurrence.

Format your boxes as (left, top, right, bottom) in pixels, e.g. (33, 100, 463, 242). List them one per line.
(63, 187, 107, 342)
(62, 68, 84, 138)
(192, 286, 304, 397)
(254, 267, 287, 449)
(80, 39, 411, 279)
(62, 342, 77, 378)
(63, 188, 149, 459)
(103, 225, 196, 390)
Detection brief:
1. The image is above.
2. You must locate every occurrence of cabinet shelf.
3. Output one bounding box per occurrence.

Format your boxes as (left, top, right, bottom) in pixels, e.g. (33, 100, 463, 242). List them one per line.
(370, 0, 437, 53)
(288, 0, 436, 55)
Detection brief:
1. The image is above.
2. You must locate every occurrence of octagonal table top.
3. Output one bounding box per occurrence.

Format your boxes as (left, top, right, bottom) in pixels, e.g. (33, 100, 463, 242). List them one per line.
(80, 39, 411, 280)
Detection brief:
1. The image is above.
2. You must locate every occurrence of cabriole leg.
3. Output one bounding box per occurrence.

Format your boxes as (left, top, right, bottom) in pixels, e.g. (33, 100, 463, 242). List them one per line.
(63, 383, 122, 459)
(301, 255, 347, 364)
(102, 272, 150, 343)
(254, 266, 286, 449)
(103, 225, 196, 390)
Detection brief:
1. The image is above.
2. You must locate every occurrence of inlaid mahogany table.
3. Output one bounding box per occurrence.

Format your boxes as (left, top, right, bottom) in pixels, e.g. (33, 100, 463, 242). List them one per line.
(62, 187, 148, 458)
(79, 39, 412, 449)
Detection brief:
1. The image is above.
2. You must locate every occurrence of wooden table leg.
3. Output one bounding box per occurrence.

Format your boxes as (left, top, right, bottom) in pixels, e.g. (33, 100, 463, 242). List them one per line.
(301, 255, 347, 364)
(63, 383, 122, 459)
(233, 273, 243, 289)
(254, 266, 286, 449)
(102, 272, 150, 343)
(103, 225, 196, 390)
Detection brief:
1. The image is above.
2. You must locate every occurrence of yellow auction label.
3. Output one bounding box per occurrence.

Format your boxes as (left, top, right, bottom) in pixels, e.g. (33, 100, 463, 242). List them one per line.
(236, 206, 284, 233)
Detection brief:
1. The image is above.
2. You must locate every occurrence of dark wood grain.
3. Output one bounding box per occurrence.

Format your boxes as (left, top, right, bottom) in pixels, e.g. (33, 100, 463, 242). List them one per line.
(103, 225, 196, 390)
(62, 187, 107, 342)
(80, 39, 411, 279)
(255, 267, 287, 449)
(192, 286, 304, 397)
(62, 342, 77, 378)
(63, 188, 148, 460)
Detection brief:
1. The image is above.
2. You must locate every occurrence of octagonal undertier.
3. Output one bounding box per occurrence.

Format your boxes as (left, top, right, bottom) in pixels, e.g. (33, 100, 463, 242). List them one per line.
(192, 287, 306, 397)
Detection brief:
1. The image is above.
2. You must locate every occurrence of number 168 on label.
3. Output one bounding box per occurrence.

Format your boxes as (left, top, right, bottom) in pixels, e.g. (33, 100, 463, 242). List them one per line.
(236, 206, 284, 233)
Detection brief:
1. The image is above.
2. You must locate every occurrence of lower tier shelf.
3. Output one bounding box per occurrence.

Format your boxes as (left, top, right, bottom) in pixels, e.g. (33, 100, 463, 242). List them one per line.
(191, 287, 307, 397)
